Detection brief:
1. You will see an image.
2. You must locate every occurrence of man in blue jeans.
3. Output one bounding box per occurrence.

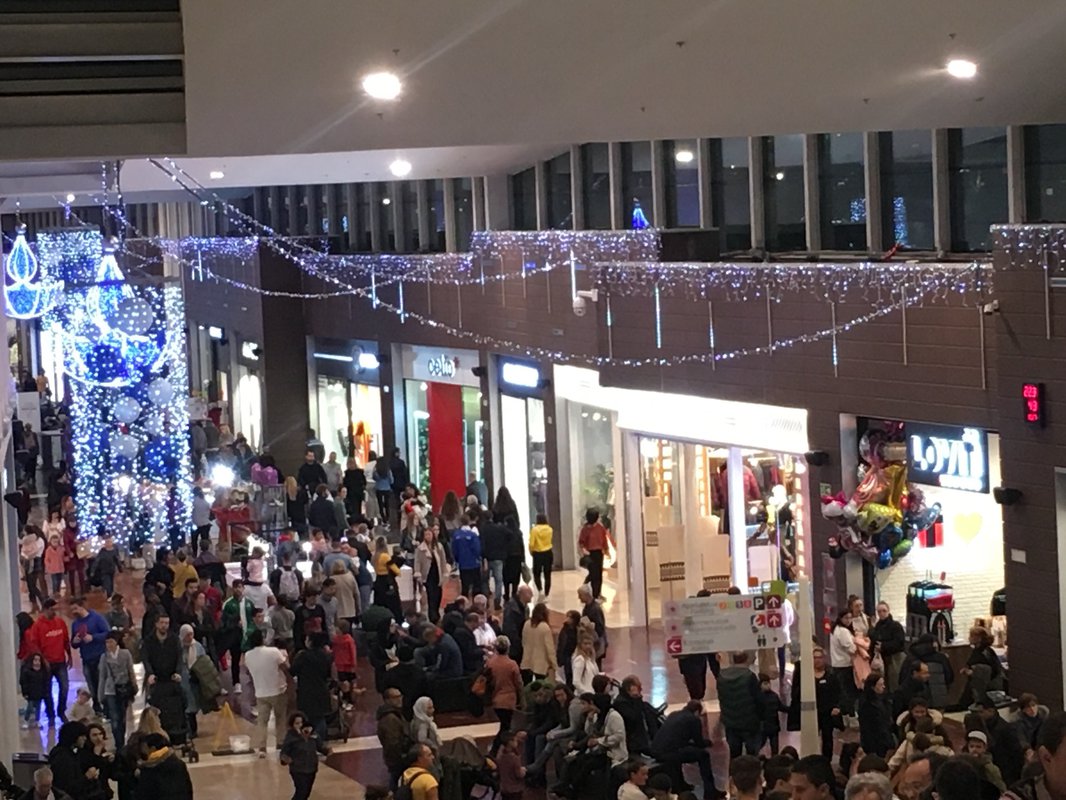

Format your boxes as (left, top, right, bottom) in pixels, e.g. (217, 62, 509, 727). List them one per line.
(717, 651, 765, 758)
(70, 596, 110, 714)
(478, 517, 508, 610)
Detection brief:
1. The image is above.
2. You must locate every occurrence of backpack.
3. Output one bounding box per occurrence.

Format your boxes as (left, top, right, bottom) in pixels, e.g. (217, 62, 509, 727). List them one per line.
(395, 769, 428, 800)
(278, 568, 301, 601)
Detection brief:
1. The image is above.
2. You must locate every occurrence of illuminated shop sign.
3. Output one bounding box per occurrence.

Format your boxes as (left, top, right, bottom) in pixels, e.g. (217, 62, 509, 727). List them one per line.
(500, 361, 540, 389)
(425, 354, 457, 379)
(908, 422, 988, 493)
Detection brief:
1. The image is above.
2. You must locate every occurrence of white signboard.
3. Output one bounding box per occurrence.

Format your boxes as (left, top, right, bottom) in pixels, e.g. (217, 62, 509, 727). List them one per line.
(400, 345, 480, 387)
(663, 591, 787, 656)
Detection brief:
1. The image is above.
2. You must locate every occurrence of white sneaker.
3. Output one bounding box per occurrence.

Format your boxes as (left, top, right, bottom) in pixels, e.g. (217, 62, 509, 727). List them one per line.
(19, 721, 28, 730)
(234, 684, 243, 695)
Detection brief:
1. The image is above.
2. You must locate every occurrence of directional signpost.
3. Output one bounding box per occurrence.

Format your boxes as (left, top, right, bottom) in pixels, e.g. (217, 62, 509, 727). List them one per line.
(663, 581, 790, 655)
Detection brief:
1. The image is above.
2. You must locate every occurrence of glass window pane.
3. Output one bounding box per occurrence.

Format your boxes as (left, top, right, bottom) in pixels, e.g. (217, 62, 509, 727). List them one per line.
(949, 127, 1007, 252)
(819, 133, 866, 251)
(1025, 124, 1066, 222)
(428, 180, 445, 251)
(355, 184, 371, 251)
(455, 177, 473, 249)
(546, 152, 573, 229)
(621, 141, 654, 228)
(879, 130, 934, 250)
(764, 134, 806, 252)
(711, 138, 751, 252)
(401, 182, 419, 252)
(582, 143, 611, 230)
(664, 139, 699, 227)
(511, 167, 537, 230)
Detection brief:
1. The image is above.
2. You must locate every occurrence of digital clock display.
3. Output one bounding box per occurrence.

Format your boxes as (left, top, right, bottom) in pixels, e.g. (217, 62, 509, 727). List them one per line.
(1023, 382, 1045, 427)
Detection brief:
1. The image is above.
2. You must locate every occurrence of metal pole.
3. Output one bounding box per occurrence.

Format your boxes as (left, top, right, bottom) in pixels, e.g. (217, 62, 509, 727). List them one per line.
(978, 307, 987, 390)
(901, 284, 909, 365)
(1044, 244, 1052, 340)
(830, 302, 839, 378)
(766, 288, 774, 356)
(797, 576, 819, 756)
(708, 300, 716, 371)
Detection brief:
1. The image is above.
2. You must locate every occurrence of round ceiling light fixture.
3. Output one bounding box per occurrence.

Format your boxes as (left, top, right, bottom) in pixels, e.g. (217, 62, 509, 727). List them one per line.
(775, 171, 786, 181)
(946, 59, 977, 79)
(209, 170, 225, 180)
(382, 197, 392, 206)
(65, 193, 76, 203)
(675, 149, 695, 164)
(389, 158, 412, 177)
(362, 71, 403, 100)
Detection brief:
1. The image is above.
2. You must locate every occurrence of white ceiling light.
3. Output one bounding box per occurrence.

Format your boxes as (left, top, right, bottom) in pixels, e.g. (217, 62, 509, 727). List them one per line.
(361, 71, 402, 100)
(775, 171, 786, 181)
(381, 197, 392, 206)
(946, 59, 977, 79)
(389, 158, 412, 177)
(209, 170, 225, 180)
(674, 149, 695, 164)
(65, 193, 76, 203)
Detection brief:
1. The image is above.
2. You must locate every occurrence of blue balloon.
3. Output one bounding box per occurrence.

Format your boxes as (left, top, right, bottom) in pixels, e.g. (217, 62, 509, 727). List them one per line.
(878, 549, 893, 569)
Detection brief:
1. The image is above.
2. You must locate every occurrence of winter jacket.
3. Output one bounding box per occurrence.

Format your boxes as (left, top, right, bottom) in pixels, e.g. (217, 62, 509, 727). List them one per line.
(651, 708, 706, 759)
(376, 704, 413, 770)
(292, 646, 334, 719)
(899, 635, 954, 708)
(97, 648, 137, 698)
(280, 729, 329, 774)
(521, 621, 557, 677)
(92, 546, 122, 577)
(450, 527, 482, 570)
(871, 615, 906, 658)
(857, 691, 896, 756)
(452, 626, 484, 674)
(717, 665, 764, 734)
(307, 496, 339, 535)
(887, 710, 951, 771)
(501, 597, 528, 662)
(20, 661, 49, 701)
(893, 675, 932, 718)
(986, 712, 1027, 787)
(585, 707, 628, 765)
(613, 694, 661, 756)
(480, 522, 509, 562)
(760, 688, 787, 734)
(29, 614, 70, 665)
(413, 541, 450, 586)
(428, 633, 463, 679)
(487, 653, 524, 711)
(142, 632, 182, 680)
(297, 462, 328, 492)
(134, 747, 194, 800)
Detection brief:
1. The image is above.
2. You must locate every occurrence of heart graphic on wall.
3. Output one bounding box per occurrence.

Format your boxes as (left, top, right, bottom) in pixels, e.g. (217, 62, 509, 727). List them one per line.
(953, 512, 983, 543)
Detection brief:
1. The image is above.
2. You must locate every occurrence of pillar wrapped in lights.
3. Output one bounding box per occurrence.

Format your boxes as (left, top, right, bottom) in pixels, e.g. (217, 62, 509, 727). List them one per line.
(42, 230, 192, 546)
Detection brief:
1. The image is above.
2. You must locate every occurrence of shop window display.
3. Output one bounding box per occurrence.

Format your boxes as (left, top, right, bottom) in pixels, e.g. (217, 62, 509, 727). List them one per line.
(405, 380, 484, 498)
(315, 376, 382, 465)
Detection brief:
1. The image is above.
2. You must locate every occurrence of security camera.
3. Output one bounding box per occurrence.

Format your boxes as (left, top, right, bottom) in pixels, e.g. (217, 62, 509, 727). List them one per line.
(573, 289, 599, 317)
(981, 300, 1000, 315)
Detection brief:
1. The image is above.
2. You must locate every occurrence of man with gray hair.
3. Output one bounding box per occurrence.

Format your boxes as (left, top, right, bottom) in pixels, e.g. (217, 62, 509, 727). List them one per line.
(845, 771, 893, 800)
(20, 767, 73, 800)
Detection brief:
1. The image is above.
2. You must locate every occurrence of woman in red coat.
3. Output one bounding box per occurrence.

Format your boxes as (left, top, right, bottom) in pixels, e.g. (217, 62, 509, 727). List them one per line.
(487, 636, 523, 756)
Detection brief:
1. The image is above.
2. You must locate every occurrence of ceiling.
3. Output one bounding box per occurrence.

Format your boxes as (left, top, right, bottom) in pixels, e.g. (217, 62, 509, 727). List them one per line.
(5, 0, 1066, 200)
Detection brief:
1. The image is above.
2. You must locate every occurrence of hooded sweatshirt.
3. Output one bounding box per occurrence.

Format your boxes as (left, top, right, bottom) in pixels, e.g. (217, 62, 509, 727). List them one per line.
(136, 747, 194, 800)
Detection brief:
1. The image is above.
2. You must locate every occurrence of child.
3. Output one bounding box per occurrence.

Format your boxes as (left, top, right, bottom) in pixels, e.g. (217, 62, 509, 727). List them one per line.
(272, 596, 296, 653)
(68, 687, 95, 723)
(249, 606, 273, 647)
(759, 672, 788, 755)
(44, 534, 65, 594)
(967, 731, 1007, 793)
(495, 730, 526, 800)
(331, 620, 360, 707)
(280, 711, 331, 800)
(19, 653, 49, 729)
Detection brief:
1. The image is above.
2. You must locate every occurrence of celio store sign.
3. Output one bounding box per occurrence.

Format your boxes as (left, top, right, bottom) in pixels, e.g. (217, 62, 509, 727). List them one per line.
(907, 422, 989, 494)
(401, 344, 479, 387)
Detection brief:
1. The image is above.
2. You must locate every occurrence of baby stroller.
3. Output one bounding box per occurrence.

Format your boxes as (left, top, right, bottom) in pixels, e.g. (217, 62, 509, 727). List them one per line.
(439, 737, 499, 800)
(148, 679, 196, 758)
(322, 680, 352, 743)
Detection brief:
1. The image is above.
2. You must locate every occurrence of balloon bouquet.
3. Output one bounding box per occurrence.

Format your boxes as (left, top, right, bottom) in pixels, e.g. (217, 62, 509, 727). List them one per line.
(822, 421, 942, 570)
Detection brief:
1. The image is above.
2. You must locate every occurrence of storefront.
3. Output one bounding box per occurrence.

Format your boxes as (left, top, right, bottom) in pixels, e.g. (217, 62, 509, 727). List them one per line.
(399, 344, 484, 505)
(188, 322, 264, 448)
(496, 357, 550, 544)
(841, 415, 1004, 644)
(310, 338, 383, 465)
(554, 366, 812, 626)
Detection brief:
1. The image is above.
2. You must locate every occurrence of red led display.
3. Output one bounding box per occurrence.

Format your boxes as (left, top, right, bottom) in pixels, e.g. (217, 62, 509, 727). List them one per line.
(1023, 382, 1045, 427)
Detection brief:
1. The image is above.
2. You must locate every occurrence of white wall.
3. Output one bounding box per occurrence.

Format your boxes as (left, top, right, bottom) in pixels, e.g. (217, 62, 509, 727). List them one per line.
(876, 434, 1003, 638)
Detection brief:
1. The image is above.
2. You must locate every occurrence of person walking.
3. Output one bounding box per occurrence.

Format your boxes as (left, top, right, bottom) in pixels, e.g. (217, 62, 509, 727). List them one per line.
(97, 633, 137, 747)
(220, 579, 255, 692)
(20, 528, 46, 610)
(284, 477, 310, 538)
(329, 560, 360, 630)
(487, 637, 524, 755)
(376, 688, 413, 789)
(829, 610, 859, 720)
(90, 537, 122, 598)
(529, 514, 554, 597)
(451, 514, 482, 598)
(190, 488, 212, 556)
(342, 458, 366, 518)
(291, 632, 333, 740)
(578, 509, 613, 601)
(413, 523, 449, 624)
(280, 712, 332, 800)
(870, 601, 906, 693)
(502, 517, 525, 603)
(479, 514, 509, 609)
(857, 673, 895, 757)
(244, 629, 289, 758)
(718, 651, 764, 757)
(372, 536, 403, 623)
(69, 596, 109, 713)
(29, 598, 71, 723)
(438, 491, 463, 564)
(372, 459, 394, 526)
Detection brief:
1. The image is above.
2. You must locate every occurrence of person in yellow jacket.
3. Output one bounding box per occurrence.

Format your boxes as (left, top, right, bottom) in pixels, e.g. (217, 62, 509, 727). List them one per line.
(529, 514, 554, 597)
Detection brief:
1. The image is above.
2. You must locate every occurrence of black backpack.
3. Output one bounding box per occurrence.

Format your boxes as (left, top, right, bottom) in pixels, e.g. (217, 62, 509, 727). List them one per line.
(395, 769, 429, 800)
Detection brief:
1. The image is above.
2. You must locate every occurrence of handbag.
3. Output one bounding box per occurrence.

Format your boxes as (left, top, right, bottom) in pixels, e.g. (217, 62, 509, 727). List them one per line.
(115, 681, 136, 705)
(520, 562, 532, 584)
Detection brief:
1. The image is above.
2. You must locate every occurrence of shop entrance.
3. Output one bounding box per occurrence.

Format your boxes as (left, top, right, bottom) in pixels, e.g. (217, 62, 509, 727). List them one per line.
(629, 435, 809, 625)
(316, 376, 382, 465)
(405, 380, 484, 505)
(500, 394, 548, 544)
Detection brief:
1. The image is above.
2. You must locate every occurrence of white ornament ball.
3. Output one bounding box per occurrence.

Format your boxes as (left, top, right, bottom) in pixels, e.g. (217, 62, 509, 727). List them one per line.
(112, 296, 155, 336)
(144, 414, 168, 437)
(148, 377, 174, 405)
(111, 434, 139, 460)
(113, 396, 142, 424)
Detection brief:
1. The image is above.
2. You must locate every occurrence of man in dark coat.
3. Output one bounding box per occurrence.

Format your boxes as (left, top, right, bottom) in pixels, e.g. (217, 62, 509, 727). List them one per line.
(19, 766, 73, 800)
(141, 613, 181, 687)
(501, 585, 532, 664)
(296, 450, 327, 494)
(453, 612, 486, 674)
(135, 733, 194, 800)
(651, 701, 718, 800)
(613, 675, 661, 756)
(307, 485, 339, 536)
(376, 688, 413, 789)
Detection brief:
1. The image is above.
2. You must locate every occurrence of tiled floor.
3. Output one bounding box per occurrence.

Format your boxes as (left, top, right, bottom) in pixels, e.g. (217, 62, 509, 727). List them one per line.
(15, 565, 775, 800)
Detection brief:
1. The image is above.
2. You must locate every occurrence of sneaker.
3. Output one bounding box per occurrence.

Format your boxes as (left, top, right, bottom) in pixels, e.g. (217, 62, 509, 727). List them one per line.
(234, 684, 243, 695)
(19, 721, 28, 730)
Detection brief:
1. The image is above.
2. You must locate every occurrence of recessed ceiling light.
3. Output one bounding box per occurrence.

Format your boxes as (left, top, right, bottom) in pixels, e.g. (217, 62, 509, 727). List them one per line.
(389, 159, 412, 177)
(362, 71, 402, 100)
(775, 171, 786, 181)
(674, 149, 695, 164)
(382, 197, 392, 206)
(65, 193, 75, 203)
(209, 170, 225, 180)
(946, 59, 977, 79)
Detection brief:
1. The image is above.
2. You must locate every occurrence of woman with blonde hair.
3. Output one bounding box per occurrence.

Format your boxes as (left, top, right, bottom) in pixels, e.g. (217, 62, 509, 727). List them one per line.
(521, 602, 558, 682)
(284, 475, 309, 537)
(115, 705, 167, 800)
(571, 634, 601, 695)
(330, 559, 360, 628)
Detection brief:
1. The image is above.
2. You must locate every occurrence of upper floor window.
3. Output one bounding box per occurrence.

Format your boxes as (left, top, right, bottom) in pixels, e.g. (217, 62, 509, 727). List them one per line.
(949, 127, 1007, 252)
(546, 152, 573, 229)
(663, 139, 699, 227)
(511, 168, 536, 230)
(711, 138, 752, 253)
(879, 130, 934, 250)
(763, 134, 806, 252)
(818, 133, 866, 251)
(582, 143, 611, 230)
(621, 141, 654, 228)
(1025, 124, 1066, 222)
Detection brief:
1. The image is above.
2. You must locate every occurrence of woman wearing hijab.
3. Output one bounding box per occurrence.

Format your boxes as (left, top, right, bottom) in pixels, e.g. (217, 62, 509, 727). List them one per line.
(411, 696, 442, 752)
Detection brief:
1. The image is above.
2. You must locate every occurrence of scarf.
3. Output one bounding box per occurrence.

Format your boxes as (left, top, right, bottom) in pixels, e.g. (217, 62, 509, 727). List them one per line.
(412, 696, 441, 750)
(179, 624, 199, 668)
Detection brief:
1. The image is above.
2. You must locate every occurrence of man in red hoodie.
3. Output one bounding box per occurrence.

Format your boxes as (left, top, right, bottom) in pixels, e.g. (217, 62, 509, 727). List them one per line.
(29, 598, 72, 723)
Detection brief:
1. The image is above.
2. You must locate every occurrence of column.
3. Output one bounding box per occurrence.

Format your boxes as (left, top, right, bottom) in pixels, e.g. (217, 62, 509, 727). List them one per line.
(728, 446, 749, 589)
(681, 443, 704, 596)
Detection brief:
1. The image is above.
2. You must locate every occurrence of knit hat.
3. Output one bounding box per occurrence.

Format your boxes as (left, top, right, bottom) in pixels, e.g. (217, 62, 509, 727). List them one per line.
(968, 731, 988, 745)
